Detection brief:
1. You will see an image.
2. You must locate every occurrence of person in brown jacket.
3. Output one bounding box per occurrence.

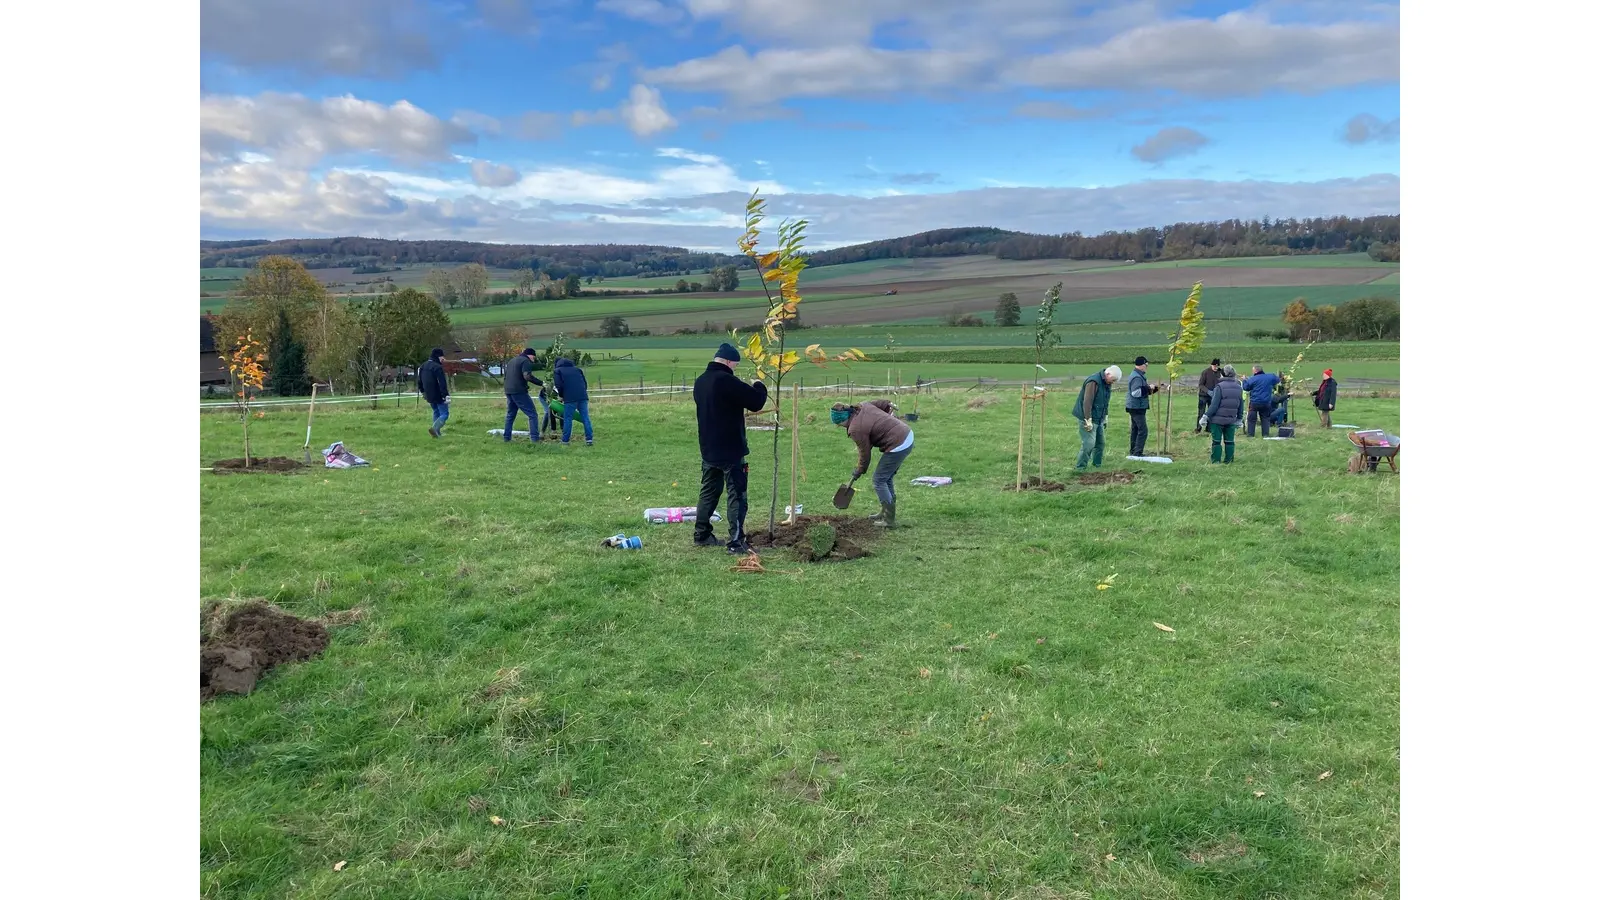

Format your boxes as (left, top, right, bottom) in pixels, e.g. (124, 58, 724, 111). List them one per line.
(1194, 358, 1222, 433)
(831, 400, 914, 528)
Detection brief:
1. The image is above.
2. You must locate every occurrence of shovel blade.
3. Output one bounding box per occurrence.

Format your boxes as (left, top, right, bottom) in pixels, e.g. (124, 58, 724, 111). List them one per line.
(832, 484, 855, 509)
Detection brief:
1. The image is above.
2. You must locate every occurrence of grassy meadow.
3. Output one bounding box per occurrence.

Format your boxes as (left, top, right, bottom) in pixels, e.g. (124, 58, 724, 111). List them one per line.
(201, 384, 1399, 899)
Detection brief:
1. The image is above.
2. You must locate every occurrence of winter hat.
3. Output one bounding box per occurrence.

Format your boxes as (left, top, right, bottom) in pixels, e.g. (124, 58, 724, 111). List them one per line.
(715, 341, 741, 362)
(430, 348, 445, 361)
(522, 346, 538, 357)
(1323, 368, 1333, 377)
(829, 406, 852, 425)
(1133, 355, 1149, 366)
(1103, 365, 1122, 382)
(1211, 358, 1222, 366)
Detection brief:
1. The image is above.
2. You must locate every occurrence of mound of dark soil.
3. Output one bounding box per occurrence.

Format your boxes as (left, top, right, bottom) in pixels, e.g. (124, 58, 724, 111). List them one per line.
(201, 601, 329, 701)
(1077, 471, 1139, 486)
(211, 456, 304, 474)
(748, 514, 878, 561)
(1005, 476, 1067, 492)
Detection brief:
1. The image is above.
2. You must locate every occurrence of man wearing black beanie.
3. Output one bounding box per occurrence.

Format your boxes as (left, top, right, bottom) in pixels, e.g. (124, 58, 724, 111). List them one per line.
(1195, 358, 1223, 434)
(1124, 355, 1160, 457)
(418, 347, 450, 437)
(691, 342, 767, 552)
(502, 347, 545, 444)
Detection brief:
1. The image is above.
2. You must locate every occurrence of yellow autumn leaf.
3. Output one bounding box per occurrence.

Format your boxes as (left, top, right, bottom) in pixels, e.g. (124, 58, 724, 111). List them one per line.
(748, 334, 763, 358)
(1317, 770, 1332, 781)
(763, 267, 786, 282)
(333, 861, 347, 872)
(1096, 584, 1110, 591)
(758, 250, 780, 268)
(1153, 622, 1175, 633)
(781, 350, 800, 366)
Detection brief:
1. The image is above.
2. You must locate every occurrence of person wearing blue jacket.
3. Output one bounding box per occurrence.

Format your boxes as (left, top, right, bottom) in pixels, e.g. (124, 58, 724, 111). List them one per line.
(1241, 365, 1281, 438)
(552, 357, 593, 445)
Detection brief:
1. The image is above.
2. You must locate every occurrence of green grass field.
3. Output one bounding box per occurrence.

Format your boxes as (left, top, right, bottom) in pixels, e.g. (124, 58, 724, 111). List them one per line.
(201, 390, 1398, 899)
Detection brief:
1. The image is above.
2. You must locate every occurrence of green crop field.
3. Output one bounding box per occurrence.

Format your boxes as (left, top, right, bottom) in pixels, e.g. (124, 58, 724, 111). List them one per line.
(201, 389, 1399, 899)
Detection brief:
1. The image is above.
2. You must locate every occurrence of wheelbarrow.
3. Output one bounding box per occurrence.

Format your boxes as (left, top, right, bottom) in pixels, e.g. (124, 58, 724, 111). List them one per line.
(1349, 430, 1400, 473)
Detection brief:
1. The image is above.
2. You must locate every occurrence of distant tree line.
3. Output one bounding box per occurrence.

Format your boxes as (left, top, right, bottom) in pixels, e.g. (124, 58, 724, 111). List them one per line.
(200, 237, 751, 279)
(201, 214, 1400, 279)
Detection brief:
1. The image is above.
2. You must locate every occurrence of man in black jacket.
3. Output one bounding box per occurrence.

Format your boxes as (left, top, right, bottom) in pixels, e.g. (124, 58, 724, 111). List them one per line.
(502, 347, 545, 444)
(418, 348, 450, 437)
(692, 342, 768, 553)
(1194, 358, 1222, 433)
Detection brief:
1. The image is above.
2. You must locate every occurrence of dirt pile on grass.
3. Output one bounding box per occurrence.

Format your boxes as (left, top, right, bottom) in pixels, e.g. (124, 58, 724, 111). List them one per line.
(201, 600, 329, 701)
(748, 515, 878, 561)
(211, 456, 304, 474)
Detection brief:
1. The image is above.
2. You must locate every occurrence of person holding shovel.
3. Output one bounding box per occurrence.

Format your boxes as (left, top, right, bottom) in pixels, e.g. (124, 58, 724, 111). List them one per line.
(502, 347, 545, 444)
(418, 347, 450, 437)
(1313, 369, 1338, 427)
(1124, 356, 1161, 457)
(692, 342, 768, 553)
(1199, 364, 1245, 463)
(830, 399, 913, 528)
(1072, 365, 1122, 470)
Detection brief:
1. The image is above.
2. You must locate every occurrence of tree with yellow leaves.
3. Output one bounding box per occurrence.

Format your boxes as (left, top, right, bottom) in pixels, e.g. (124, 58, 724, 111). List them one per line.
(1160, 282, 1206, 455)
(735, 190, 867, 536)
(227, 331, 268, 467)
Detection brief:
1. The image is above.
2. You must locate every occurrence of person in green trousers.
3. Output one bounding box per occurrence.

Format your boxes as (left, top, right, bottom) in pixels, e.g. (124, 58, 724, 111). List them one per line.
(1199, 364, 1245, 463)
(1071, 365, 1122, 469)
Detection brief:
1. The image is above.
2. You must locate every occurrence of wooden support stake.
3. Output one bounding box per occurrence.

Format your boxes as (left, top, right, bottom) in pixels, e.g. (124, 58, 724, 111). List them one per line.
(1016, 387, 1027, 490)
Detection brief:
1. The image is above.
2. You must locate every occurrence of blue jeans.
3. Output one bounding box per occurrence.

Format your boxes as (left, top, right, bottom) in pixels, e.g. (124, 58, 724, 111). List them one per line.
(1075, 419, 1106, 468)
(562, 399, 593, 443)
(873, 443, 912, 506)
(429, 401, 449, 432)
(504, 393, 541, 441)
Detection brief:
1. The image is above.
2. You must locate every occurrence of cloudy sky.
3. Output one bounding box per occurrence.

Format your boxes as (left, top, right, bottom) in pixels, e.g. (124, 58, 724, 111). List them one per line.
(199, 0, 1400, 251)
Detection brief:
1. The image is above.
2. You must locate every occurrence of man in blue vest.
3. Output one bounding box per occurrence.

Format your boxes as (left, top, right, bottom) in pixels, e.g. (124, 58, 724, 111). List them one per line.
(1124, 356, 1162, 457)
(1072, 365, 1122, 470)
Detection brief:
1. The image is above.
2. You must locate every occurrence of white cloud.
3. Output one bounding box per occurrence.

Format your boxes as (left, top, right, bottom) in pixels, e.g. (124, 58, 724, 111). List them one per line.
(1342, 113, 1400, 144)
(642, 4, 1397, 103)
(1006, 11, 1398, 96)
(1132, 127, 1211, 164)
(200, 0, 440, 79)
(203, 147, 1399, 253)
(201, 93, 476, 168)
(470, 160, 522, 187)
(572, 85, 679, 138)
(620, 85, 678, 137)
(642, 45, 991, 104)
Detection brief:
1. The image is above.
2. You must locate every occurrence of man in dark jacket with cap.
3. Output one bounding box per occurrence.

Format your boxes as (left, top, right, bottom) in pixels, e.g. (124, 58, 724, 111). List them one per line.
(692, 342, 768, 552)
(418, 347, 450, 437)
(552, 357, 593, 445)
(1124, 355, 1161, 457)
(1195, 358, 1222, 433)
(502, 347, 545, 444)
(1200, 364, 1245, 463)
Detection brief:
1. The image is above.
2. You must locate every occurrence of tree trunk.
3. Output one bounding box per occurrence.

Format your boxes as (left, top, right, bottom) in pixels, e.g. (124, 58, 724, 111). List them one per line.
(243, 417, 251, 468)
(1161, 378, 1174, 455)
(767, 329, 787, 538)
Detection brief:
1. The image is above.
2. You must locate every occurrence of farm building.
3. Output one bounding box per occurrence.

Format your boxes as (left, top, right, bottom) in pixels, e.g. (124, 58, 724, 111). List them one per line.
(200, 316, 228, 388)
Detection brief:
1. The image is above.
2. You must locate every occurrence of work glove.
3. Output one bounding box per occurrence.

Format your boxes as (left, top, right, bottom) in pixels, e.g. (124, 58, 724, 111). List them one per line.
(1198, 415, 1209, 428)
(1082, 418, 1093, 431)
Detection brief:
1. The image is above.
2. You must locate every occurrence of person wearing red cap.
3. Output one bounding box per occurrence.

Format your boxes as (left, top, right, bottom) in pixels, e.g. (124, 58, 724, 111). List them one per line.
(1313, 369, 1338, 427)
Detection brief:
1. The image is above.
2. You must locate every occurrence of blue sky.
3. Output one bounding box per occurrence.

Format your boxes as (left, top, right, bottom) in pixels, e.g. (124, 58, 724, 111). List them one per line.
(199, 0, 1399, 250)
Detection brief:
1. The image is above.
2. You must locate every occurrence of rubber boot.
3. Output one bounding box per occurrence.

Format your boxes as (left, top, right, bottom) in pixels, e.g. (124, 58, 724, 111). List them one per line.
(873, 502, 896, 528)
